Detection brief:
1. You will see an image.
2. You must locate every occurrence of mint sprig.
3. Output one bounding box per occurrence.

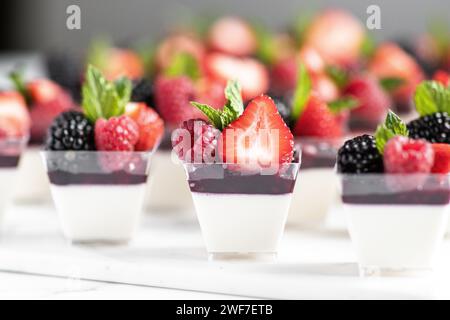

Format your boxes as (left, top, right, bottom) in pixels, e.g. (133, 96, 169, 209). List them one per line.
(326, 65, 349, 89)
(82, 65, 132, 123)
(328, 97, 359, 114)
(413, 80, 450, 116)
(291, 63, 312, 121)
(9, 70, 31, 105)
(379, 77, 405, 92)
(191, 80, 244, 130)
(374, 110, 409, 154)
(164, 52, 200, 80)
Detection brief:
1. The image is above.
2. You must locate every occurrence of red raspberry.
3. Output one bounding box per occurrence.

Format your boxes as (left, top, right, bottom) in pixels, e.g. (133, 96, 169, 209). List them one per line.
(95, 116, 139, 151)
(384, 136, 434, 174)
(172, 119, 220, 163)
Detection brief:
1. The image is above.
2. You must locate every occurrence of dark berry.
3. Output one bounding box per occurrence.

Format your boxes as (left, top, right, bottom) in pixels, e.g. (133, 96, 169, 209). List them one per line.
(172, 119, 220, 163)
(131, 78, 155, 107)
(407, 112, 450, 144)
(337, 134, 384, 174)
(45, 111, 95, 151)
(46, 53, 82, 103)
(272, 96, 292, 127)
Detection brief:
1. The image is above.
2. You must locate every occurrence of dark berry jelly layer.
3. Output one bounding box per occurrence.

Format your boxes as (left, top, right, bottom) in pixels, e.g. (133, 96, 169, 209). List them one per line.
(341, 177, 450, 205)
(301, 152, 336, 169)
(188, 167, 296, 195)
(0, 155, 20, 168)
(48, 171, 147, 186)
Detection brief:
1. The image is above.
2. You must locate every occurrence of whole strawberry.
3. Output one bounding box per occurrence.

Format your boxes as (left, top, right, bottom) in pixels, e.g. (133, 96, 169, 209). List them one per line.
(10, 73, 75, 143)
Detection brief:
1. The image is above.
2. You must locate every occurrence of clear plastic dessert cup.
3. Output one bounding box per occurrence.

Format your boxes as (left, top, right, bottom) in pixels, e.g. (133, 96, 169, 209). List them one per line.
(144, 129, 195, 215)
(0, 136, 28, 221)
(288, 137, 342, 227)
(42, 151, 153, 244)
(14, 146, 52, 203)
(183, 161, 301, 261)
(339, 173, 450, 276)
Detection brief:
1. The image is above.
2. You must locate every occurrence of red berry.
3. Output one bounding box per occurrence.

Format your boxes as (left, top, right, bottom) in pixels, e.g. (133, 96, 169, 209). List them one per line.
(304, 9, 365, 67)
(0, 91, 30, 138)
(172, 119, 220, 163)
(433, 70, 450, 87)
(208, 16, 257, 56)
(221, 95, 294, 167)
(125, 102, 164, 151)
(384, 136, 434, 174)
(292, 93, 342, 138)
(270, 57, 297, 95)
(205, 53, 269, 101)
(155, 76, 211, 125)
(431, 143, 450, 174)
(368, 43, 424, 109)
(27, 79, 75, 142)
(95, 116, 139, 151)
(344, 75, 391, 129)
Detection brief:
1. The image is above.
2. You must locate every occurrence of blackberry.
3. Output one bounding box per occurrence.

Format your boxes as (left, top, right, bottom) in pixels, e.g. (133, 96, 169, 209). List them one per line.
(407, 112, 450, 144)
(272, 96, 292, 127)
(337, 134, 384, 174)
(45, 111, 95, 151)
(131, 78, 155, 107)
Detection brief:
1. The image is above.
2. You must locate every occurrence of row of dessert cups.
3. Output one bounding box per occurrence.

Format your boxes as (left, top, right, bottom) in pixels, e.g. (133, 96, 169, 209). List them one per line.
(3, 139, 449, 276)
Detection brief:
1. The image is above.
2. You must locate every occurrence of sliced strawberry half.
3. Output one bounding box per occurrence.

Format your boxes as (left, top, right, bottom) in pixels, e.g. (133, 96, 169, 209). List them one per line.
(221, 95, 294, 168)
(208, 16, 257, 56)
(205, 53, 269, 101)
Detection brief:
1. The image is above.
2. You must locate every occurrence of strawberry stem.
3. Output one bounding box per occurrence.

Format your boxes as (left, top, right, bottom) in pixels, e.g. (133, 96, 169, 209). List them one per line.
(9, 70, 32, 105)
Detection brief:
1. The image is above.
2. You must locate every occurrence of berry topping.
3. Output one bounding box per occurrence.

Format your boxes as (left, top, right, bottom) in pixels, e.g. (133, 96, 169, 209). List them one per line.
(208, 16, 257, 56)
(0, 91, 30, 138)
(431, 143, 450, 174)
(304, 9, 365, 67)
(433, 70, 450, 87)
(125, 102, 164, 151)
(205, 53, 269, 101)
(221, 95, 294, 166)
(407, 112, 450, 144)
(10, 72, 74, 143)
(344, 75, 391, 129)
(337, 134, 384, 174)
(292, 93, 342, 138)
(172, 119, 220, 163)
(45, 111, 95, 151)
(131, 78, 154, 107)
(95, 115, 139, 151)
(383, 136, 434, 174)
(270, 57, 298, 95)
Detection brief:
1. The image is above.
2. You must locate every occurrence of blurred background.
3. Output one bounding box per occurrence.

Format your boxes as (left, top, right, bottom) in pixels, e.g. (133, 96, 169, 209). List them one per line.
(3, 0, 450, 54)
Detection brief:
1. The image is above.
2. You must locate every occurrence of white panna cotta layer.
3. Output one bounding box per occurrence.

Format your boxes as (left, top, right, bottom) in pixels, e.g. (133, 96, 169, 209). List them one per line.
(14, 147, 51, 203)
(0, 168, 17, 221)
(344, 204, 448, 271)
(50, 184, 146, 243)
(191, 193, 292, 253)
(288, 168, 338, 226)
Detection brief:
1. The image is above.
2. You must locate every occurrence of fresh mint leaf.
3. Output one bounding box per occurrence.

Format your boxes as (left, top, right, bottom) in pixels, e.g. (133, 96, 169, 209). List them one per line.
(375, 110, 409, 154)
(224, 80, 244, 116)
(328, 97, 359, 114)
(164, 52, 200, 80)
(361, 33, 376, 58)
(9, 70, 31, 105)
(291, 63, 312, 121)
(254, 23, 276, 65)
(414, 80, 450, 116)
(191, 80, 244, 130)
(326, 65, 349, 89)
(379, 77, 405, 92)
(82, 65, 131, 123)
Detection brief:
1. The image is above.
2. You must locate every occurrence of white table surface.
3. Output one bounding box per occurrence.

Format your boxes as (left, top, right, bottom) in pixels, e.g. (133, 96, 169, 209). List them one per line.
(1, 203, 450, 300)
